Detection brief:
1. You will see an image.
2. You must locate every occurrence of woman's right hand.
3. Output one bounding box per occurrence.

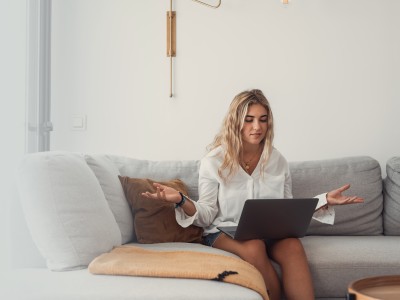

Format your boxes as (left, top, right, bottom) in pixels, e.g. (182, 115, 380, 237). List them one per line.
(141, 182, 181, 204)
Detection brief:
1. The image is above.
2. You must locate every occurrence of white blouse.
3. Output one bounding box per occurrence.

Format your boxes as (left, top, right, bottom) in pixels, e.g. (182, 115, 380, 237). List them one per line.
(176, 146, 335, 235)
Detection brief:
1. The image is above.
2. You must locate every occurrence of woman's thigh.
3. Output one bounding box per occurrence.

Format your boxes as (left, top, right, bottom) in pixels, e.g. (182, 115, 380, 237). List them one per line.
(212, 233, 269, 264)
(269, 238, 306, 263)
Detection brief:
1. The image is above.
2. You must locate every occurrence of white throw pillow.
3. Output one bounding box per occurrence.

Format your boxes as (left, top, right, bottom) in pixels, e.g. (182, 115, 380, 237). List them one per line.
(17, 152, 122, 271)
(85, 154, 134, 244)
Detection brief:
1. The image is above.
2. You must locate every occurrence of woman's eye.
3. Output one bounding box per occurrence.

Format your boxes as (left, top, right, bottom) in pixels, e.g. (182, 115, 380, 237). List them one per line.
(260, 118, 268, 123)
(245, 118, 253, 123)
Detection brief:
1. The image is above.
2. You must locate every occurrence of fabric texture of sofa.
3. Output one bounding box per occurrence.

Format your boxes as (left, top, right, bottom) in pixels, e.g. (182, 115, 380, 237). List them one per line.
(2, 152, 400, 300)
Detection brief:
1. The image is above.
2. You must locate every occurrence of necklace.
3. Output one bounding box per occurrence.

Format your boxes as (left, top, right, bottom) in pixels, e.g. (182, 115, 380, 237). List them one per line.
(242, 148, 261, 171)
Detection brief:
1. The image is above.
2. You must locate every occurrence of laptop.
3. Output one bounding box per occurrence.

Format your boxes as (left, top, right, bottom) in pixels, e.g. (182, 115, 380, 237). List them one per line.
(217, 198, 318, 240)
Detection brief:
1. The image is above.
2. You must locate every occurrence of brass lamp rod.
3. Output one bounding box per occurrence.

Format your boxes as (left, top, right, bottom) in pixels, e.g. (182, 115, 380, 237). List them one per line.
(169, 0, 173, 97)
(192, 0, 221, 9)
(167, 0, 222, 97)
(167, 0, 176, 97)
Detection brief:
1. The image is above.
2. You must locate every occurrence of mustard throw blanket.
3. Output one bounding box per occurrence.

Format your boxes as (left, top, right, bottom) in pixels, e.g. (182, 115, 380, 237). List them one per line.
(89, 245, 269, 300)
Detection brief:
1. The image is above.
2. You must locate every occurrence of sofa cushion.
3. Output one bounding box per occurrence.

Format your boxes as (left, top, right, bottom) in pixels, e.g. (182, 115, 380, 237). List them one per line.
(109, 156, 200, 200)
(290, 156, 383, 235)
(119, 176, 203, 244)
(302, 236, 400, 298)
(2, 244, 261, 300)
(85, 154, 134, 244)
(17, 152, 122, 271)
(383, 157, 400, 235)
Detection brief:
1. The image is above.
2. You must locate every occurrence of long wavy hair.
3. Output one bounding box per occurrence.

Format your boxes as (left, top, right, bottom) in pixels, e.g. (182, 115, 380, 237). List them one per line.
(208, 89, 274, 180)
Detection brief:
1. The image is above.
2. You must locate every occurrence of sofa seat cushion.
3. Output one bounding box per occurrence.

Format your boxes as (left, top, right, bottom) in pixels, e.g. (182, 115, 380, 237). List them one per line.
(1, 243, 261, 300)
(302, 236, 400, 298)
(0, 269, 263, 300)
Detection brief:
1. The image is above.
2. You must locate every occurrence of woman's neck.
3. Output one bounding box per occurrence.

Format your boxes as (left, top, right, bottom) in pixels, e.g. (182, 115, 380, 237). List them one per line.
(242, 143, 262, 156)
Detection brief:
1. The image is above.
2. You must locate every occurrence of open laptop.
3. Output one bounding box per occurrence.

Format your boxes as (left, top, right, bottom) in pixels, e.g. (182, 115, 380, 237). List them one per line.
(217, 198, 318, 240)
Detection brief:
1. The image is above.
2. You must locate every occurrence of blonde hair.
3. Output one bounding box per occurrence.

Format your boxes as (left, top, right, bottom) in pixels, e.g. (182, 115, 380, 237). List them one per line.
(208, 89, 274, 180)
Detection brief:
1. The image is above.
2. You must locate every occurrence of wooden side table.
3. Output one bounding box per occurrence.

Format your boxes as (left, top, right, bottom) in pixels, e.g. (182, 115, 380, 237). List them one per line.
(348, 275, 400, 300)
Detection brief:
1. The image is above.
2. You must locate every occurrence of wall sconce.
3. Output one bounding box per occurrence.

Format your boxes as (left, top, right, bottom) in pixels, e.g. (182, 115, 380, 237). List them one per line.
(166, 0, 288, 97)
(167, 0, 221, 97)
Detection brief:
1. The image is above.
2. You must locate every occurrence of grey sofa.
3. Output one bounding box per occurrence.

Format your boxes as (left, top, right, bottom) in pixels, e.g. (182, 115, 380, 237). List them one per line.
(2, 152, 400, 300)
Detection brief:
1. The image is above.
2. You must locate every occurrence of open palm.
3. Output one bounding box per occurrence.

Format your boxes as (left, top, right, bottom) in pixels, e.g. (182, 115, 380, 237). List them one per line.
(326, 184, 364, 206)
(141, 183, 181, 204)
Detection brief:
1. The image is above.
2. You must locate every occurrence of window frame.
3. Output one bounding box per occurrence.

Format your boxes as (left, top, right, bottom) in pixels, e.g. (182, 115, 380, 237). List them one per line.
(25, 0, 52, 153)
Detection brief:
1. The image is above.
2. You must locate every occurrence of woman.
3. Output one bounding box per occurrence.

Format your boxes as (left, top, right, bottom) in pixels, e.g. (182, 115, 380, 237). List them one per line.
(142, 89, 363, 300)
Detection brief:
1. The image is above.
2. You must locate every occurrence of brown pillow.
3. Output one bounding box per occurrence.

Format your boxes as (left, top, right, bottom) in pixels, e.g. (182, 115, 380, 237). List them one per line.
(118, 176, 203, 244)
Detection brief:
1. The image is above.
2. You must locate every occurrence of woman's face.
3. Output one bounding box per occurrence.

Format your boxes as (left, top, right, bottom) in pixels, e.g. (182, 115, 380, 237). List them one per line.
(241, 103, 268, 147)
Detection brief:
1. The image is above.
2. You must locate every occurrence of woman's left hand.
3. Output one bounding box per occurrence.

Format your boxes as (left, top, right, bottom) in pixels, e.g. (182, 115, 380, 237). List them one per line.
(326, 184, 364, 206)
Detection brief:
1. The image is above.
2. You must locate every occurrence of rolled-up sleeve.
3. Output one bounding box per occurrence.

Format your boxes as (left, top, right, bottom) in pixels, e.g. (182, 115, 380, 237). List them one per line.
(175, 157, 219, 228)
(312, 193, 335, 225)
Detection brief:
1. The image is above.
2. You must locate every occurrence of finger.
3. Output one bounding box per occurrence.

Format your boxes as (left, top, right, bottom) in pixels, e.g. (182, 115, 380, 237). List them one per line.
(156, 187, 162, 199)
(353, 197, 364, 203)
(347, 196, 362, 202)
(347, 196, 359, 203)
(334, 196, 351, 205)
(339, 197, 350, 203)
(142, 192, 155, 199)
(153, 182, 165, 190)
(344, 196, 364, 204)
(337, 184, 351, 193)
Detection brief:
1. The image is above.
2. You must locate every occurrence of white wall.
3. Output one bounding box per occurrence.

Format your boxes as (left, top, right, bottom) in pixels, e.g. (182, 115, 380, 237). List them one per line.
(51, 0, 399, 172)
(0, 0, 26, 271)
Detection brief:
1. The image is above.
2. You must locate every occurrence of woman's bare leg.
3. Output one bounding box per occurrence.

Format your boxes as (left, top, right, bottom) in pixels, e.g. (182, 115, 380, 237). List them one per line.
(213, 234, 281, 300)
(269, 238, 314, 300)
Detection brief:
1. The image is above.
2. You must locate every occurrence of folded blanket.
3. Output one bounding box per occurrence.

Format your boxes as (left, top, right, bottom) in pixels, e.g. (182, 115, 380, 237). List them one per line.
(89, 245, 268, 300)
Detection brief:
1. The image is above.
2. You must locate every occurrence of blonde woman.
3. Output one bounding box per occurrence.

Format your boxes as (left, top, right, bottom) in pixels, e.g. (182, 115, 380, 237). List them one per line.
(143, 89, 363, 300)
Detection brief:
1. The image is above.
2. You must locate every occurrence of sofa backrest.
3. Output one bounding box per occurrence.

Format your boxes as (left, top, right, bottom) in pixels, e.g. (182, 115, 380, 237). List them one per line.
(290, 156, 383, 236)
(108, 155, 200, 200)
(383, 157, 400, 235)
(108, 155, 386, 235)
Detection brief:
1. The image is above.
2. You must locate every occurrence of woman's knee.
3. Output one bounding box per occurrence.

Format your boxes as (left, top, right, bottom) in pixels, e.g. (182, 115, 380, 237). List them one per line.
(271, 238, 305, 261)
(240, 239, 268, 265)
